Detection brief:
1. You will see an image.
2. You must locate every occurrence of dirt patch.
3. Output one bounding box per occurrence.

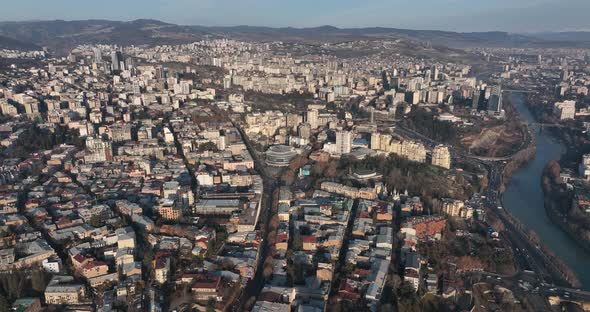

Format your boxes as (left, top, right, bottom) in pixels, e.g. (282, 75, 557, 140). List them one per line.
(461, 122, 525, 157)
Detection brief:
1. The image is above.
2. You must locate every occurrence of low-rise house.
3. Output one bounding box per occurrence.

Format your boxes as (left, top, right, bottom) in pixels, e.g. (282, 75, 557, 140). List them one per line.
(154, 256, 170, 284)
(81, 261, 109, 279)
(44, 275, 86, 305)
(190, 274, 222, 302)
(404, 252, 422, 292)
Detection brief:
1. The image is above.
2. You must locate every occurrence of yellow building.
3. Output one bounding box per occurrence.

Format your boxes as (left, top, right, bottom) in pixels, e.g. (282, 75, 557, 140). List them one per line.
(432, 145, 452, 169)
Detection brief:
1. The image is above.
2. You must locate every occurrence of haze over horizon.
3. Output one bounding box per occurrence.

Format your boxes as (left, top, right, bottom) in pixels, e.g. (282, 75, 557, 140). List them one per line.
(1, 0, 589, 33)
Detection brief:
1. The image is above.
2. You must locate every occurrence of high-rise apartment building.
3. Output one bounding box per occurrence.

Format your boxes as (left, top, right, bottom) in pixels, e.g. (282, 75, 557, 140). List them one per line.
(336, 130, 352, 155)
(432, 145, 451, 169)
(487, 85, 502, 113)
(307, 109, 319, 129)
(93, 48, 102, 63)
(84, 136, 113, 163)
(554, 100, 576, 120)
(111, 51, 123, 71)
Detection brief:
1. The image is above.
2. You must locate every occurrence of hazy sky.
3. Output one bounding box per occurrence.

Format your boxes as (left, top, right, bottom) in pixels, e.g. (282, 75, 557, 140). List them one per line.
(1, 0, 588, 32)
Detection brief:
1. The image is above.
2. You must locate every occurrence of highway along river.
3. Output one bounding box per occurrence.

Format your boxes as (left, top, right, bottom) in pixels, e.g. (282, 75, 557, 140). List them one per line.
(503, 92, 590, 288)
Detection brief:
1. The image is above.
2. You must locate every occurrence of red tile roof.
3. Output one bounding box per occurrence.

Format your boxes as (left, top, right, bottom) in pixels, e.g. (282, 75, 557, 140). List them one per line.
(302, 235, 316, 243)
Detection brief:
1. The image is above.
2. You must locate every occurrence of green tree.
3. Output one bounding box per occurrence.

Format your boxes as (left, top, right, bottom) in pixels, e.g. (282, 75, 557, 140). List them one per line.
(292, 236, 303, 251)
(143, 249, 154, 270)
(198, 142, 219, 153)
(342, 262, 355, 275)
(397, 282, 419, 312)
(89, 214, 103, 228)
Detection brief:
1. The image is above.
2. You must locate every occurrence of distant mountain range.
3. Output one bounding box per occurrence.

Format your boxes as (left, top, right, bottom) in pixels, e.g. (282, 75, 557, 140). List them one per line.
(0, 19, 589, 52)
(0, 19, 205, 51)
(0, 34, 40, 51)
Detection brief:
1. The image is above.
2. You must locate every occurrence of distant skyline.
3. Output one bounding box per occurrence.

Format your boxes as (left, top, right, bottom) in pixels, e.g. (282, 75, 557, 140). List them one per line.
(1, 0, 589, 33)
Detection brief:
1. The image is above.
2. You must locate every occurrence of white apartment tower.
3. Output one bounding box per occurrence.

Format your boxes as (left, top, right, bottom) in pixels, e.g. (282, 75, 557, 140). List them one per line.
(336, 130, 353, 155)
(432, 145, 452, 169)
(307, 109, 319, 129)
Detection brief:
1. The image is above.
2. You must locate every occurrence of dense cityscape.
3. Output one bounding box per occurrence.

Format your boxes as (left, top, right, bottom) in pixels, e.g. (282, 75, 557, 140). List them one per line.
(0, 6, 590, 312)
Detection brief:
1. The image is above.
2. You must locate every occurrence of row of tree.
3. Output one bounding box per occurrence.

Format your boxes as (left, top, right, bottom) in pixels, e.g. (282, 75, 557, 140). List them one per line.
(0, 268, 50, 311)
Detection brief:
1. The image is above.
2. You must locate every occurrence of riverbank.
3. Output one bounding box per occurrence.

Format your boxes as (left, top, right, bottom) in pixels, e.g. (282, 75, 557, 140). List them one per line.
(542, 162, 590, 253)
(493, 93, 537, 192)
(492, 157, 581, 287)
(500, 92, 586, 288)
(499, 139, 536, 193)
(495, 191, 582, 288)
(522, 94, 590, 167)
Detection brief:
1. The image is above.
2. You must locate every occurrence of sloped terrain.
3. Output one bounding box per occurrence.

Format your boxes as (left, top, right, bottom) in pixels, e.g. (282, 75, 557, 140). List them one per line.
(0, 19, 589, 52)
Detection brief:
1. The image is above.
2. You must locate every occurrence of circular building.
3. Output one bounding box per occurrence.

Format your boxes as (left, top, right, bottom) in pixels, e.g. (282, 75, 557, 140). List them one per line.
(265, 145, 298, 167)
